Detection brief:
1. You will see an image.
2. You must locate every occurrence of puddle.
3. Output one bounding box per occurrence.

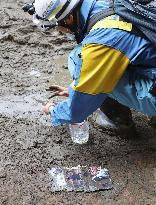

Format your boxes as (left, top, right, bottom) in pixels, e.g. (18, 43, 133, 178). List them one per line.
(0, 94, 52, 126)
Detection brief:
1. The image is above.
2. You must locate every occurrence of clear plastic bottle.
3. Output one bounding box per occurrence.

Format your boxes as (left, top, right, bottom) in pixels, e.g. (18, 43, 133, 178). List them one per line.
(69, 121, 89, 144)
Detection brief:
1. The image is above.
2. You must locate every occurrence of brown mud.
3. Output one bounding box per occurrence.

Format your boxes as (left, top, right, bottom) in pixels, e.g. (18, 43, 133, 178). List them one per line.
(0, 1, 156, 205)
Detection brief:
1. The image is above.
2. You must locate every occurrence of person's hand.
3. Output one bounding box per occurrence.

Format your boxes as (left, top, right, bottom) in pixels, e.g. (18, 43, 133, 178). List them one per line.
(46, 85, 69, 98)
(42, 102, 55, 115)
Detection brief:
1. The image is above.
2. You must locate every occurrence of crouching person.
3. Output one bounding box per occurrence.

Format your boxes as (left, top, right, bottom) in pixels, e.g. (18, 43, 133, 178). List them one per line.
(43, 43, 156, 142)
(23, 0, 156, 140)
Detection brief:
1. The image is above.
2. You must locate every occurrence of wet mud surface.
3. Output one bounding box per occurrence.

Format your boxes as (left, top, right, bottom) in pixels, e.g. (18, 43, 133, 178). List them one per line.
(0, 1, 156, 205)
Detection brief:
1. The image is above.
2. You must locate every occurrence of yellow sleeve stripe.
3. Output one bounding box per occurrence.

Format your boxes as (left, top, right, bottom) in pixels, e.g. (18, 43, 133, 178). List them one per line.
(73, 44, 130, 94)
(91, 19, 132, 32)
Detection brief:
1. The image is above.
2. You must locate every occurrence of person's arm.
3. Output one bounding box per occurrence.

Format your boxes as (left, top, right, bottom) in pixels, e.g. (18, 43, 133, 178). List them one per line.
(43, 84, 107, 126)
(50, 85, 107, 126)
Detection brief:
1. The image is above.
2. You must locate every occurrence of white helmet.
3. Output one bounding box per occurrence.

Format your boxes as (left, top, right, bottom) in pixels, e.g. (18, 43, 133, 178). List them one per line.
(34, 0, 81, 23)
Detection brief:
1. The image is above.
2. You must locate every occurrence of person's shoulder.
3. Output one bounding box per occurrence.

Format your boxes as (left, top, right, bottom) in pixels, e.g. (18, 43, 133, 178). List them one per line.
(82, 28, 126, 47)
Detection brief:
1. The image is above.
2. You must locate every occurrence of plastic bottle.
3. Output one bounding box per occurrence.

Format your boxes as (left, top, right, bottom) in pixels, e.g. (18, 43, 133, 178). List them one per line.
(69, 121, 89, 144)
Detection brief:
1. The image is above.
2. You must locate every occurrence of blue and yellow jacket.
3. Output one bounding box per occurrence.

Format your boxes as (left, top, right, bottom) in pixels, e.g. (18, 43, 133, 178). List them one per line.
(51, 0, 156, 126)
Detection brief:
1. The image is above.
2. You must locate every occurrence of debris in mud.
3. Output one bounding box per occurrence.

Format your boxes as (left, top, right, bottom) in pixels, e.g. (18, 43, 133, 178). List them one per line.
(0, 32, 14, 41)
(48, 165, 112, 192)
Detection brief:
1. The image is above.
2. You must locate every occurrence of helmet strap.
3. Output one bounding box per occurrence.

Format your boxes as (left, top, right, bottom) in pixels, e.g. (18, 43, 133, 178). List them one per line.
(58, 7, 82, 43)
(57, 0, 83, 43)
(71, 1, 84, 43)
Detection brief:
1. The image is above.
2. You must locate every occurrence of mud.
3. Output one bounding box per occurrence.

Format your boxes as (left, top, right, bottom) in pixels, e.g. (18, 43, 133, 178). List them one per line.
(0, 1, 156, 205)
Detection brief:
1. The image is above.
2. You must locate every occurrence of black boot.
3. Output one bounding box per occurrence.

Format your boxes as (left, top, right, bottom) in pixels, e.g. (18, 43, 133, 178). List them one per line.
(148, 116, 156, 129)
(98, 98, 136, 135)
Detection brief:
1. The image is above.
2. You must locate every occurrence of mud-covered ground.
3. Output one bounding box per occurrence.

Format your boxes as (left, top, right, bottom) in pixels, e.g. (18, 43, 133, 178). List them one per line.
(0, 1, 156, 205)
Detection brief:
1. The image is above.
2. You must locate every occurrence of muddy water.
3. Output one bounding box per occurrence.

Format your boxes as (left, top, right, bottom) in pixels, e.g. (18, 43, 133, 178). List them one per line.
(0, 0, 156, 205)
(0, 53, 69, 126)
